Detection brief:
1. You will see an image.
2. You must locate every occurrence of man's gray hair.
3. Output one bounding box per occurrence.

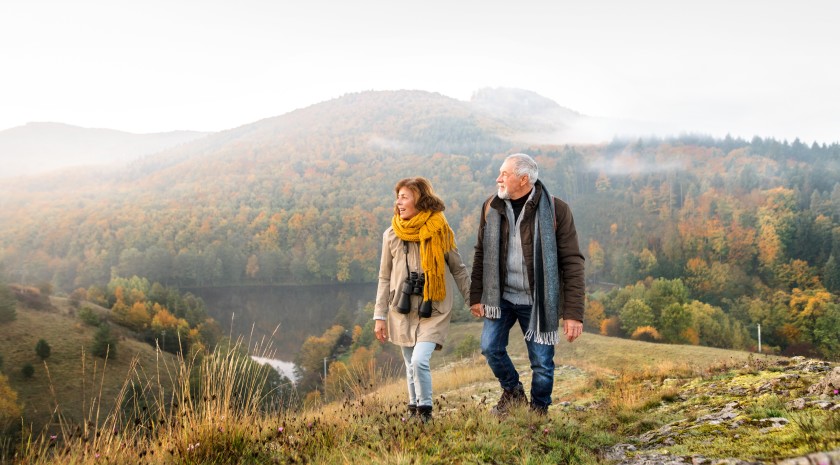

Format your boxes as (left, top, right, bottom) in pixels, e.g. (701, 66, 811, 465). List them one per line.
(505, 153, 539, 186)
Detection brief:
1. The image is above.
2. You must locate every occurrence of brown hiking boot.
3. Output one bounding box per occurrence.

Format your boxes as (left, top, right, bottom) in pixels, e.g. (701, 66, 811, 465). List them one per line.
(529, 402, 548, 416)
(490, 383, 528, 416)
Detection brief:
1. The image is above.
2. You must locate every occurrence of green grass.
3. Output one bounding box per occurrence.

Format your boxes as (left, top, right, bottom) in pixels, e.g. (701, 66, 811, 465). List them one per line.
(0, 298, 176, 431)
(3, 307, 837, 464)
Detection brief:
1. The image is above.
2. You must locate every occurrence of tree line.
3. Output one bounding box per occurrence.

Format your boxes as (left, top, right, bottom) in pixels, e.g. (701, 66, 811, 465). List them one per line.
(1, 135, 839, 358)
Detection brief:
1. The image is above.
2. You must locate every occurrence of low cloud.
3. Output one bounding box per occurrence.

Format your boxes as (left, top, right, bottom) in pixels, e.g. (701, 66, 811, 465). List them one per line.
(586, 153, 686, 176)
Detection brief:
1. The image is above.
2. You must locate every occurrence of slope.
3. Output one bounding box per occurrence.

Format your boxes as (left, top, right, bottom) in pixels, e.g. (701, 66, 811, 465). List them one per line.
(0, 299, 177, 431)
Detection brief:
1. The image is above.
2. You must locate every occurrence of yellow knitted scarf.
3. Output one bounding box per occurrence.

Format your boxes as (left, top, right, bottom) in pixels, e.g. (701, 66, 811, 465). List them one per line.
(391, 210, 455, 302)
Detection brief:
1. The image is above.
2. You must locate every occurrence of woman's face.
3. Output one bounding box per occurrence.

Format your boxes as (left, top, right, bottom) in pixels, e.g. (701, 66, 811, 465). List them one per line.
(396, 186, 419, 220)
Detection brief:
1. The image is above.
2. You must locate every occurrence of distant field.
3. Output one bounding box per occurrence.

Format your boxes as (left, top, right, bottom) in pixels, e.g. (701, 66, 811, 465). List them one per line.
(446, 321, 781, 373)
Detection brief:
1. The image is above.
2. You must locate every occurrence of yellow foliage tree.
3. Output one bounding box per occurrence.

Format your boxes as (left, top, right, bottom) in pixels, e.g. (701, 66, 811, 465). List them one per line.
(324, 360, 352, 400)
(0, 373, 22, 432)
(600, 317, 621, 337)
(682, 327, 700, 345)
(303, 389, 322, 409)
(789, 287, 832, 343)
(583, 300, 605, 333)
(588, 240, 605, 281)
(351, 325, 363, 345)
(124, 301, 151, 331)
(151, 308, 190, 350)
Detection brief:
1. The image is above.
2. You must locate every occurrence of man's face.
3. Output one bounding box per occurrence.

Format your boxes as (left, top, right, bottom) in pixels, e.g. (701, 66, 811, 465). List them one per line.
(496, 159, 529, 200)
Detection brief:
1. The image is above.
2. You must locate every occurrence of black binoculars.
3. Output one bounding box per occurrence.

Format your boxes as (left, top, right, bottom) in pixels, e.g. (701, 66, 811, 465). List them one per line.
(396, 272, 433, 318)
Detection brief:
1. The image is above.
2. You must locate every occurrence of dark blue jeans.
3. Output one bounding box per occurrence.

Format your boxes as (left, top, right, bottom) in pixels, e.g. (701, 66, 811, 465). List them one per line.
(480, 299, 555, 408)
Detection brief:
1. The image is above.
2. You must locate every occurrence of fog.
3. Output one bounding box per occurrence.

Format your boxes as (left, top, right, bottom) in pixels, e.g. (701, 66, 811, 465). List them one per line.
(0, 123, 208, 178)
(2, 1, 838, 144)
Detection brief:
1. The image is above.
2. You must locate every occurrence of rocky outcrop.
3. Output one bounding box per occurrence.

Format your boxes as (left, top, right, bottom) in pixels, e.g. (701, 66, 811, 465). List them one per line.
(603, 357, 840, 465)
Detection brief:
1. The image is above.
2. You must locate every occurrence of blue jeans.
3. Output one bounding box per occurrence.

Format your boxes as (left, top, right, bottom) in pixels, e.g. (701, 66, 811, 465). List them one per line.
(401, 341, 437, 407)
(480, 299, 555, 408)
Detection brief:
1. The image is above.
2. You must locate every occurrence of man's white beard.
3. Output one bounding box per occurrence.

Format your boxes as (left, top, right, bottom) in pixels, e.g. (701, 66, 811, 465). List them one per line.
(497, 186, 510, 199)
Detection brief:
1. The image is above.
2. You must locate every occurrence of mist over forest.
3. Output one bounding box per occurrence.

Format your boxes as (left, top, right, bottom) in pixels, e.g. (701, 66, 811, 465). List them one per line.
(1, 88, 839, 360)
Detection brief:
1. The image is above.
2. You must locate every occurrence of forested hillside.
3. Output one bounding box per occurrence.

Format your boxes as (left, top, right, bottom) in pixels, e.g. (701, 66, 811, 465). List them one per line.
(1, 89, 839, 358)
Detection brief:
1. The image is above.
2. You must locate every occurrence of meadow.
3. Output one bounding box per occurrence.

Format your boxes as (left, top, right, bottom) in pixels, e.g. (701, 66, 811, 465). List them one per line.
(3, 302, 838, 464)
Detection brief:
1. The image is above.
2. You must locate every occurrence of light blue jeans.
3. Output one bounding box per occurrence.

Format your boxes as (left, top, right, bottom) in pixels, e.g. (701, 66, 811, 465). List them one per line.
(401, 341, 437, 407)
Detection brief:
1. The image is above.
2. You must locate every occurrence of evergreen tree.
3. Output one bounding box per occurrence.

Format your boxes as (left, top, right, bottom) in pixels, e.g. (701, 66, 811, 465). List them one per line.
(35, 339, 51, 360)
(21, 363, 34, 378)
(824, 254, 840, 294)
(813, 303, 840, 360)
(91, 324, 117, 359)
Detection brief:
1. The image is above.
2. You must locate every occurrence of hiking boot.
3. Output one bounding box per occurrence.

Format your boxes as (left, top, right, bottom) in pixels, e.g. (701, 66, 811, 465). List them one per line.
(529, 402, 548, 416)
(490, 383, 528, 416)
(417, 405, 433, 423)
(407, 404, 417, 419)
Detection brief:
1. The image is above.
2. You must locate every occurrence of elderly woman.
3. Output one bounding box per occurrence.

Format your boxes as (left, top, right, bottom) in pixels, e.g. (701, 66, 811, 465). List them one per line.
(374, 177, 470, 422)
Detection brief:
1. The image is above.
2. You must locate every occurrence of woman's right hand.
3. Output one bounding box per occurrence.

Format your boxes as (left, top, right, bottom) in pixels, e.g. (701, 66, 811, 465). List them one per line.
(375, 319, 388, 342)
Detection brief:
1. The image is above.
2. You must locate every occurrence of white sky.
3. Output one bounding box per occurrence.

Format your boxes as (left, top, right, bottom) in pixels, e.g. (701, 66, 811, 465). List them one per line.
(1, 0, 838, 144)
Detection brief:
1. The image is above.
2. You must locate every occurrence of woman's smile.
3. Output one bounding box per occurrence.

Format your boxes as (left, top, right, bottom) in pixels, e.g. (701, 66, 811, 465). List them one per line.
(397, 187, 419, 220)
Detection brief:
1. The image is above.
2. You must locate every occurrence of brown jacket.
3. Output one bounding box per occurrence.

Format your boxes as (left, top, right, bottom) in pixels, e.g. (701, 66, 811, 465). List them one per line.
(469, 182, 586, 321)
(374, 227, 471, 348)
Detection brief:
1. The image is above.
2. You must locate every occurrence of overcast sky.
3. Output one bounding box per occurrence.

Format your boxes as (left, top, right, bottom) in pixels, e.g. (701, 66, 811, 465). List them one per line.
(2, 0, 838, 144)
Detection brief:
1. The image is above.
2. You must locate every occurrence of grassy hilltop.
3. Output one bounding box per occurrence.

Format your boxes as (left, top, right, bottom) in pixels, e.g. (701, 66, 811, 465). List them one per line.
(0, 298, 177, 432)
(2, 306, 839, 464)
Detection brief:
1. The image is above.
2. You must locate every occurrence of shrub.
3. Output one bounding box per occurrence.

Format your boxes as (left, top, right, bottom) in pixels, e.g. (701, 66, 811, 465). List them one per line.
(21, 363, 34, 378)
(35, 339, 51, 360)
(92, 324, 117, 359)
(9, 284, 50, 310)
(68, 287, 88, 307)
(78, 306, 101, 326)
(631, 326, 662, 342)
(36, 281, 53, 297)
(454, 334, 480, 358)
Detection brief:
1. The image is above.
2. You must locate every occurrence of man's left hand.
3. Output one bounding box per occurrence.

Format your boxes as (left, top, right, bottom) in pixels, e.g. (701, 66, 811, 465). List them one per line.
(563, 319, 583, 342)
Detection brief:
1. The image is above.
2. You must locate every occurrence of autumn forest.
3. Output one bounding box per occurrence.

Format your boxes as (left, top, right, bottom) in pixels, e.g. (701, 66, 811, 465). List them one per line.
(1, 89, 839, 360)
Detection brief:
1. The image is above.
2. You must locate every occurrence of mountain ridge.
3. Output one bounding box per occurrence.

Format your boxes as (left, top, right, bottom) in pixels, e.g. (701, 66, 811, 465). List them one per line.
(1, 88, 637, 179)
(0, 122, 210, 178)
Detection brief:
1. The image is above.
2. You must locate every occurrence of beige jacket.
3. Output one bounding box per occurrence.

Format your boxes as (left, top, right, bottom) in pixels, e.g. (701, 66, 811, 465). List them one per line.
(374, 227, 471, 349)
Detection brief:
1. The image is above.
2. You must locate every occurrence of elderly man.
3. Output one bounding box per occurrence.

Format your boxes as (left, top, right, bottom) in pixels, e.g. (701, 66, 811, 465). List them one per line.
(470, 153, 586, 415)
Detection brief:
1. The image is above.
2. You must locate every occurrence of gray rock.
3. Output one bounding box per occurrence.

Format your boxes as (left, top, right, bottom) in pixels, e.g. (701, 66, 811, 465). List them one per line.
(751, 417, 789, 428)
(807, 367, 840, 396)
(788, 398, 807, 410)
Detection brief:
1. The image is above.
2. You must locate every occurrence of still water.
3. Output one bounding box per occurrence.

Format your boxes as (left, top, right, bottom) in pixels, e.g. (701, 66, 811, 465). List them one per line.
(187, 283, 376, 370)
